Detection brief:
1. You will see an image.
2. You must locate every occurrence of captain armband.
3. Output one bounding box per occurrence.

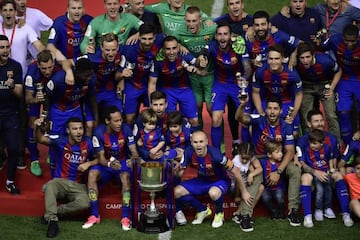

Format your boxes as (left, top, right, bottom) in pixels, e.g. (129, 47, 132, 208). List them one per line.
(221, 156, 234, 171)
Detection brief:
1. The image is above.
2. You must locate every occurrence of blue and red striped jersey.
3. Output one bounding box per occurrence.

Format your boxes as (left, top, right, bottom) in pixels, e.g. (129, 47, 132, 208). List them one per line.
(253, 64, 302, 104)
(250, 114, 294, 155)
(296, 52, 340, 83)
(48, 13, 93, 59)
(51, 135, 94, 182)
(92, 124, 135, 161)
(323, 33, 360, 81)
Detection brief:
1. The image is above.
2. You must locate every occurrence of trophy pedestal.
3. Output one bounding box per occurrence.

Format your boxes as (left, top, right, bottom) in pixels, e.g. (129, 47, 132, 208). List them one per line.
(137, 211, 169, 233)
(137, 162, 170, 233)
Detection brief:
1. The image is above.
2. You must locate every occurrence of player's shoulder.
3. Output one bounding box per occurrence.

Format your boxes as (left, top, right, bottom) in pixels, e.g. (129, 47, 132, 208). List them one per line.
(82, 14, 93, 23)
(82, 136, 93, 145)
(207, 145, 224, 159)
(94, 124, 107, 136)
(52, 69, 66, 79)
(214, 13, 230, 23)
(297, 133, 309, 147)
(53, 13, 68, 24)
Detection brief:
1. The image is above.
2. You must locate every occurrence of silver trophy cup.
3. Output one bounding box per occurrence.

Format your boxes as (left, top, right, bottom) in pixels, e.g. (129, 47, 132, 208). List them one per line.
(137, 161, 169, 233)
(236, 72, 248, 99)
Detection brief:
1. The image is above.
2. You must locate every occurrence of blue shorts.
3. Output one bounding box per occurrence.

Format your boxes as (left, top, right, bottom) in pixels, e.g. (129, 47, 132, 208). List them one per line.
(336, 80, 360, 111)
(180, 177, 229, 196)
(96, 90, 123, 113)
(123, 85, 148, 114)
(49, 106, 83, 135)
(282, 102, 300, 131)
(90, 160, 131, 186)
(211, 82, 240, 112)
(28, 103, 41, 117)
(162, 88, 198, 119)
(83, 103, 95, 122)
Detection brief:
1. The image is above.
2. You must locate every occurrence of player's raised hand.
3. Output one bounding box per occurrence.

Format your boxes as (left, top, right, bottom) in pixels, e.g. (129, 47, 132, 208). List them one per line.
(197, 55, 208, 68)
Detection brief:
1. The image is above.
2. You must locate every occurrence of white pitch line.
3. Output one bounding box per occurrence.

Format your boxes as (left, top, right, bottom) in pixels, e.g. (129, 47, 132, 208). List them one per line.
(158, 230, 172, 240)
(211, 0, 225, 18)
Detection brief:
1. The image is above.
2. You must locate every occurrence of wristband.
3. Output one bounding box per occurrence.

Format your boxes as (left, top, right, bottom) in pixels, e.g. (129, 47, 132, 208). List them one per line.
(276, 169, 282, 175)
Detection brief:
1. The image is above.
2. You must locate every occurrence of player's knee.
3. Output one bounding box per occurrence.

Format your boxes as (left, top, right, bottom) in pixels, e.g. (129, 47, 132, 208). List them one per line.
(301, 173, 313, 185)
(174, 186, 186, 199)
(189, 118, 199, 127)
(208, 187, 221, 200)
(332, 171, 343, 182)
(211, 113, 223, 126)
(125, 114, 136, 125)
(338, 111, 351, 131)
(78, 197, 90, 210)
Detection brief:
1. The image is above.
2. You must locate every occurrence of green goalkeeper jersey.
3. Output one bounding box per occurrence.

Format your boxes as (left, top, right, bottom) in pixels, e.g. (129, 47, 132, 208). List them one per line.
(174, 22, 216, 73)
(80, 13, 142, 54)
(146, 2, 210, 35)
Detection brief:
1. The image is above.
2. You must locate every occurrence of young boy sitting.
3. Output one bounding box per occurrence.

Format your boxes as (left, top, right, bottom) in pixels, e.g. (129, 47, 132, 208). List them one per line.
(260, 140, 286, 220)
(165, 111, 192, 162)
(137, 108, 166, 162)
(299, 129, 337, 228)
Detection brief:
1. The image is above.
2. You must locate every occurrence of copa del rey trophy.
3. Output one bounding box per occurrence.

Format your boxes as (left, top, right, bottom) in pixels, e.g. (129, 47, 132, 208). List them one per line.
(236, 72, 248, 99)
(137, 161, 169, 233)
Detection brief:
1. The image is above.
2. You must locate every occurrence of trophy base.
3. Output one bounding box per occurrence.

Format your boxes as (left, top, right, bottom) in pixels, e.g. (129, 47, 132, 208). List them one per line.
(137, 212, 169, 233)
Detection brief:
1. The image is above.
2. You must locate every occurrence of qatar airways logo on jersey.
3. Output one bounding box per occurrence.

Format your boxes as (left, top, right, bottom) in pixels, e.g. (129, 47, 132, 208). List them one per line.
(341, 57, 359, 66)
(269, 86, 283, 94)
(260, 134, 282, 145)
(163, 67, 182, 77)
(189, 45, 204, 54)
(138, 61, 152, 70)
(165, 22, 182, 32)
(99, 66, 117, 75)
(68, 37, 82, 47)
(67, 94, 84, 101)
(64, 152, 86, 164)
(219, 56, 238, 66)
